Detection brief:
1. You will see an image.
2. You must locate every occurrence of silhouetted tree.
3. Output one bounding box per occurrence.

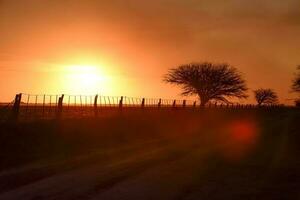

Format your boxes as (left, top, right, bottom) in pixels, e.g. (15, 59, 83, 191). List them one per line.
(292, 65, 300, 93)
(254, 89, 279, 106)
(164, 62, 248, 107)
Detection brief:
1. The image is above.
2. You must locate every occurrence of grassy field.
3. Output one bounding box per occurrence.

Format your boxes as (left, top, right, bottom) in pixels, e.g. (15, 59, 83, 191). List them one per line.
(0, 108, 299, 199)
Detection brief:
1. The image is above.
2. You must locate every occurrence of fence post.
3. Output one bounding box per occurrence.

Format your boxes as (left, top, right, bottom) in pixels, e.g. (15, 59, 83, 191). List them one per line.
(183, 100, 186, 108)
(94, 95, 98, 116)
(119, 96, 123, 109)
(12, 93, 22, 120)
(80, 95, 83, 109)
(42, 95, 45, 117)
(158, 98, 162, 108)
(56, 94, 64, 118)
(172, 100, 176, 108)
(193, 101, 197, 108)
(141, 98, 145, 108)
(35, 95, 38, 112)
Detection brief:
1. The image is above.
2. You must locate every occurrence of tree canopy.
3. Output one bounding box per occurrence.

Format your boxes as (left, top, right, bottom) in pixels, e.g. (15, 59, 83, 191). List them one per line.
(254, 89, 279, 106)
(164, 62, 248, 106)
(292, 65, 300, 93)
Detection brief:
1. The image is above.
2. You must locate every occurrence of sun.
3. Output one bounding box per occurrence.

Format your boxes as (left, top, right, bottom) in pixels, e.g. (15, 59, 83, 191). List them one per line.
(64, 65, 108, 95)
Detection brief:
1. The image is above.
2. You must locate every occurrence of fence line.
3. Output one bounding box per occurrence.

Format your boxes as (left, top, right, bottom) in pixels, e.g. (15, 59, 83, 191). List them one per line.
(17, 94, 203, 107)
(0, 93, 288, 121)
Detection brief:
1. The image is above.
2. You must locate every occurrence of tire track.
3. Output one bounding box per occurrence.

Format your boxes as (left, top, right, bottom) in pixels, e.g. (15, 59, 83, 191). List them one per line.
(88, 143, 220, 200)
(0, 139, 198, 200)
(0, 139, 167, 193)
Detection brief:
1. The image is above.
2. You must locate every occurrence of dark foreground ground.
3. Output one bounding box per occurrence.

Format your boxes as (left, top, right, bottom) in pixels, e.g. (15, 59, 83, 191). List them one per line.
(0, 108, 299, 200)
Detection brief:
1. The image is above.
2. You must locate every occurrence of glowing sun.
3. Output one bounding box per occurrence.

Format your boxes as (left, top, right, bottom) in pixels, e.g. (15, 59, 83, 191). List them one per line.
(64, 65, 108, 94)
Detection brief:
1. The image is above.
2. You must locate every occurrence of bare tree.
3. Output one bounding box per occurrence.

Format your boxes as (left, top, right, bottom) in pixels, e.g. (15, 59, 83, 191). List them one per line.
(292, 65, 300, 93)
(164, 62, 248, 107)
(254, 89, 279, 106)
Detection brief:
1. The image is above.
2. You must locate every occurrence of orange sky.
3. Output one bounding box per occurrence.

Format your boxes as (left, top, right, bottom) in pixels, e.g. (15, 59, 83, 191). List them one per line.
(0, 0, 299, 103)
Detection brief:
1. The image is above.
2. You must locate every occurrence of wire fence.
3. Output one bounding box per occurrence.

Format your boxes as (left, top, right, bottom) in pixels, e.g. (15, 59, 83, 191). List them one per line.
(18, 93, 199, 108)
(0, 93, 288, 121)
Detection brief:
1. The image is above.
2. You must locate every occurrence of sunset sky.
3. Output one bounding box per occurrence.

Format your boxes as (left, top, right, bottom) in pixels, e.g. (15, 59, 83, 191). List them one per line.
(1, 0, 299, 103)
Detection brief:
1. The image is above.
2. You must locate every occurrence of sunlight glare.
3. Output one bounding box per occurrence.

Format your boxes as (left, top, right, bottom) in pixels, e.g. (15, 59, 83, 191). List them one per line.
(64, 65, 108, 95)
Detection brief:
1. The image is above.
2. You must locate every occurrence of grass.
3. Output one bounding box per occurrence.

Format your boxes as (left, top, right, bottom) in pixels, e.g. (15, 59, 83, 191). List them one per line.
(0, 108, 299, 199)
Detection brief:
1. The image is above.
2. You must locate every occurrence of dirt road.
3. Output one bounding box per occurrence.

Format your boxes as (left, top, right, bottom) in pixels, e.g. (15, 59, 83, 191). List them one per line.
(1, 135, 300, 200)
(1, 110, 300, 199)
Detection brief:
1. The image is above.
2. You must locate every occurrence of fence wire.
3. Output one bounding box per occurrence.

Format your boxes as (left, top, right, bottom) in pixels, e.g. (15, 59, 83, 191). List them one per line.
(0, 93, 286, 121)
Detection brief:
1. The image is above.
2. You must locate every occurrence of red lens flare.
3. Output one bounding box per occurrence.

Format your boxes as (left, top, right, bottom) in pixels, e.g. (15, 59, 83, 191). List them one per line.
(220, 119, 259, 161)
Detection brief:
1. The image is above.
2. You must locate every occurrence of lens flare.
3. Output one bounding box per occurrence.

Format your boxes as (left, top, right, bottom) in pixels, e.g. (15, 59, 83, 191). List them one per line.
(221, 119, 259, 161)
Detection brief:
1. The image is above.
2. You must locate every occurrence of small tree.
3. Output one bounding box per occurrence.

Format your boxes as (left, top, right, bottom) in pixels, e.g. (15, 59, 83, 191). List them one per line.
(292, 65, 300, 93)
(254, 89, 279, 106)
(164, 62, 248, 107)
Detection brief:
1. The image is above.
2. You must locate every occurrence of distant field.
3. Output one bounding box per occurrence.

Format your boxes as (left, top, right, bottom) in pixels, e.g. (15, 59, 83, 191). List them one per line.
(0, 109, 299, 199)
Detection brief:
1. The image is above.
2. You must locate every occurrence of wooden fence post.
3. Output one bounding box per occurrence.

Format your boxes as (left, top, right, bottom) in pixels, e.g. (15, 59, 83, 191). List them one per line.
(42, 95, 45, 117)
(80, 95, 83, 109)
(94, 95, 98, 116)
(141, 98, 145, 108)
(56, 94, 64, 118)
(35, 95, 38, 112)
(158, 98, 162, 108)
(193, 101, 197, 108)
(172, 100, 176, 108)
(119, 96, 123, 109)
(183, 100, 186, 108)
(12, 93, 22, 120)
